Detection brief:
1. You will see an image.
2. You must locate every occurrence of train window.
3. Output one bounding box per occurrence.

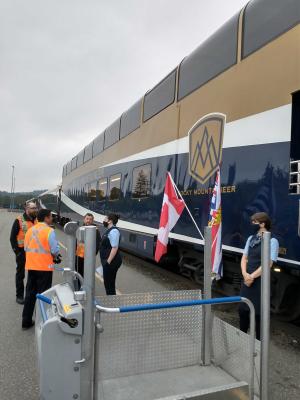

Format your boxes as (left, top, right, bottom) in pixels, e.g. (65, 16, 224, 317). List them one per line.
(71, 156, 77, 171)
(132, 164, 151, 199)
(109, 174, 121, 201)
(93, 132, 105, 156)
(66, 161, 72, 175)
(143, 70, 176, 122)
(178, 12, 239, 100)
(84, 142, 93, 163)
(104, 119, 121, 149)
(77, 149, 85, 167)
(120, 99, 142, 139)
(98, 178, 107, 201)
(88, 181, 97, 201)
(242, 0, 300, 58)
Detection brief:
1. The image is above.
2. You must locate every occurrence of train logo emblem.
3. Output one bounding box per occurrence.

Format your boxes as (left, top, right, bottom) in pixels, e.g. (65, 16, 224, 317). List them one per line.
(188, 113, 226, 184)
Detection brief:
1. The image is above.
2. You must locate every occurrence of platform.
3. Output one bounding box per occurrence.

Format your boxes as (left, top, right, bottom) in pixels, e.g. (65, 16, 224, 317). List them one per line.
(99, 365, 249, 400)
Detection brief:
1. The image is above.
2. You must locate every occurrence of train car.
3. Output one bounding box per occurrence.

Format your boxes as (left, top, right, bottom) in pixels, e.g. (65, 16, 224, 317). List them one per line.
(40, 0, 300, 319)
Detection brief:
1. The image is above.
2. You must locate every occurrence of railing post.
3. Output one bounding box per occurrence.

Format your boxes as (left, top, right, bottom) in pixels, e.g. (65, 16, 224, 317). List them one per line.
(80, 226, 96, 400)
(260, 231, 271, 400)
(202, 226, 212, 365)
(63, 221, 78, 288)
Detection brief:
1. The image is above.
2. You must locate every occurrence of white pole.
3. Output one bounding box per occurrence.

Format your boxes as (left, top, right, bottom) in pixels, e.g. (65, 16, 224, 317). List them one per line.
(168, 173, 204, 240)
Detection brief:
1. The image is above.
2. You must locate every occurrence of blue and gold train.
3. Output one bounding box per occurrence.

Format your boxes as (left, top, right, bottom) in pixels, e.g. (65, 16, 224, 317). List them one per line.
(40, 0, 300, 319)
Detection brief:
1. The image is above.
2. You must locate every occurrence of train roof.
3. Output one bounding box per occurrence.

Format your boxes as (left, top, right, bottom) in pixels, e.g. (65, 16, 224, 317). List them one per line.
(63, 0, 300, 178)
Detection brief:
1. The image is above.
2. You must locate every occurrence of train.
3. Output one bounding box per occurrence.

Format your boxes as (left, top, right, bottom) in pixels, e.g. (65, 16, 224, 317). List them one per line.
(39, 0, 300, 320)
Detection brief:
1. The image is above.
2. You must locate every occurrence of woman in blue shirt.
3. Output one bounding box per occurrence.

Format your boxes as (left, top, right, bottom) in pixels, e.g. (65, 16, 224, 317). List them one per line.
(239, 212, 279, 340)
(100, 213, 122, 295)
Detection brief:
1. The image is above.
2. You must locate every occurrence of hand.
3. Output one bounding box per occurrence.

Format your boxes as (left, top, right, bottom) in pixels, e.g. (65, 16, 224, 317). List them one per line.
(244, 273, 254, 287)
(15, 250, 23, 258)
(53, 254, 62, 264)
(103, 260, 110, 267)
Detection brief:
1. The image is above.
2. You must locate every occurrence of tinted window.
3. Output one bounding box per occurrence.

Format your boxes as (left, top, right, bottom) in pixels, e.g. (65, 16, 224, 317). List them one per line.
(243, 0, 300, 58)
(178, 13, 239, 100)
(132, 164, 151, 198)
(93, 132, 104, 156)
(143, 70, 176, 122)
(77, 150, 85, 167)
(104, 119, 120, 149)
(84, 142, 93, 163)
(88, 181, 97, 202)
(109, 174, 121, 200)
(98, 178, 107, 201)
(120, 99, 142, 139)
(66, 161, 72, 175)
(71, 156, 77, 171)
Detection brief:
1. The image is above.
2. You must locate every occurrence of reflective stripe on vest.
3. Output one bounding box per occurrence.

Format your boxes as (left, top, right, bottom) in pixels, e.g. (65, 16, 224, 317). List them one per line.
(24, 223, 54, 271)
(76, 242, 85, 258)
(16, 215, 36, 247)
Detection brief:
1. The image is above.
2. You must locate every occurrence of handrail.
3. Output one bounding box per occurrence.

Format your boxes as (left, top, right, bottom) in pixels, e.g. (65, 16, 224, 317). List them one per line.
(37, 294, 52, 305)
(95, 295, 256, 400)
(95, 296, 243, 313)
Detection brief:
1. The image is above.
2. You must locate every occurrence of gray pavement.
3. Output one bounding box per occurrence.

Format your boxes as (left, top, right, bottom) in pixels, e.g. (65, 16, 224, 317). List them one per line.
(0, 210, 299, 400)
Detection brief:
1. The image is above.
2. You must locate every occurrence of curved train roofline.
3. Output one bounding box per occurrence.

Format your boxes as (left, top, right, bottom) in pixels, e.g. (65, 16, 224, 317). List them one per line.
(52, 0, 300, 319)
(62, 0, 300, 185)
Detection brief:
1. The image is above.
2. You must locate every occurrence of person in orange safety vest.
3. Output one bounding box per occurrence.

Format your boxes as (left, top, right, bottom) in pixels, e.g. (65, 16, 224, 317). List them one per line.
(10, 201, 38, 304)
(22, 209, 61, 330)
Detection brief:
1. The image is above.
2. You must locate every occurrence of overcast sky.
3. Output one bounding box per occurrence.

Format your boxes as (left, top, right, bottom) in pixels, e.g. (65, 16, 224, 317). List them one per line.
(0, 0, 248, 192)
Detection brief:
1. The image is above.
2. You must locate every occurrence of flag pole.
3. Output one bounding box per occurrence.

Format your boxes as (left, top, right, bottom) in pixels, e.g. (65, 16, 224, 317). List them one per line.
(168, 173, 204, 241)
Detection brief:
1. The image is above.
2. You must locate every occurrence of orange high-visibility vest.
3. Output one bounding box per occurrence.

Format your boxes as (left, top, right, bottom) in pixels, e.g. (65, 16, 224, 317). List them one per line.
(24, 223, 54, 271)
(16, 215, 37, 248)
(76, 242, 85, 258)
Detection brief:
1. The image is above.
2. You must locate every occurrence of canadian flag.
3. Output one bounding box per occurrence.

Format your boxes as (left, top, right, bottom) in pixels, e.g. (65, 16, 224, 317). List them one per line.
(155, 173, 185, 262)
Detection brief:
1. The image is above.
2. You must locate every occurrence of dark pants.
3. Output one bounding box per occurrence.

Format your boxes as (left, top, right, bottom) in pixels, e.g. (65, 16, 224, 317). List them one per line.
(74, 256, 84, 290)
(239, 308, 261, 340)
(15, 249, 26, 298)
(22, 270, 53, 326)
(103, 261, 121, 295)
(75, 256, 84, 277)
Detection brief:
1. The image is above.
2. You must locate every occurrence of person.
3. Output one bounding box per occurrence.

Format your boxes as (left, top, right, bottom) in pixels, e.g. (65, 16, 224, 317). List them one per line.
(100, 213, 122, 295)
(75, 213, 100, 286)
(239, 212, 279, 340)
(10, 201, 38, 304)
(22, 209, 61, 329)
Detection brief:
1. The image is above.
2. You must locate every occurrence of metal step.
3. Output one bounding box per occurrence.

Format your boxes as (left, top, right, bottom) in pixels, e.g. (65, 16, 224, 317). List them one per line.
(156, 381, 249, 399)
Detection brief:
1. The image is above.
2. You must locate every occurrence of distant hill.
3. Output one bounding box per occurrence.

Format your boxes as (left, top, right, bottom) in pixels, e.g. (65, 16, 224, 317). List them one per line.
(0, 190, 47, 209)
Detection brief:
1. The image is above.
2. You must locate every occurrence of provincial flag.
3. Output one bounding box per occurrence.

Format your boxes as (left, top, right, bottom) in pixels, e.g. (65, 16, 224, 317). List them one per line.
(208, 168, 223, 279)
(155, 173, 185, 262)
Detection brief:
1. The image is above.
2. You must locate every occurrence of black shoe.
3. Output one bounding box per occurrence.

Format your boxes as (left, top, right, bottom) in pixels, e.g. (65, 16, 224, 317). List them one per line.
(22, 321, 35, 330)
(16, 297, 25, 305)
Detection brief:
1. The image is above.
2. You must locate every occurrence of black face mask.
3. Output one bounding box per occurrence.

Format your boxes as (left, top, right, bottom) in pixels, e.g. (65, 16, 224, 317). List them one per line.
(250, 223, 260, 235)
(103, 221, 109, 228)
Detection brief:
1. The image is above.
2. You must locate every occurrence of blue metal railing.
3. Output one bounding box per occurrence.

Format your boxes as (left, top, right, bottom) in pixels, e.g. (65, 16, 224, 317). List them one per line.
(118, 296, 242, 313)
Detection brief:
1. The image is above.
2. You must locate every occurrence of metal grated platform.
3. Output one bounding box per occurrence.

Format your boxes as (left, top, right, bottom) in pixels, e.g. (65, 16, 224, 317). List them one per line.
(95, 291, 260, 400)
(98, 365, 248, 400)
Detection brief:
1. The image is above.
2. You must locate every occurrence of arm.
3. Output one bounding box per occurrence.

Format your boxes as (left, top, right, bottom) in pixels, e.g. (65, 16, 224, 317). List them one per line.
(250, 238, 279, 280)
(107, 247, 118, 264)
(10, 219, 20, 253)
(241, 237, 254, 287)
(106, 229, 120, 265)
(48, 230, 60, 256)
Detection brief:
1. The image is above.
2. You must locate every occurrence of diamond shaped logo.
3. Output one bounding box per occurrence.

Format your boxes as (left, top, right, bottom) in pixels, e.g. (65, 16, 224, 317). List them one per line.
(189, 113, 226, 184)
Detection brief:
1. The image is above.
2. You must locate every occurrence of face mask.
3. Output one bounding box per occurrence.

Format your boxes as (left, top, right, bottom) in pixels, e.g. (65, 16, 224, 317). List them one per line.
(103, 221, 109, 228)
(250, 223, 260, 234)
